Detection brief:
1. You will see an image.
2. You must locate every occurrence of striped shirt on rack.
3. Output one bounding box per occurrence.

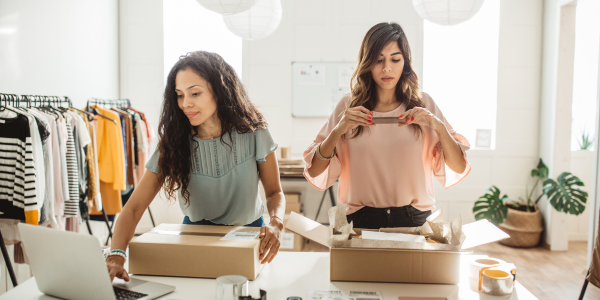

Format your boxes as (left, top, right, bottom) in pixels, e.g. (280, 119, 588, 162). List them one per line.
(0, 114, 38, 225)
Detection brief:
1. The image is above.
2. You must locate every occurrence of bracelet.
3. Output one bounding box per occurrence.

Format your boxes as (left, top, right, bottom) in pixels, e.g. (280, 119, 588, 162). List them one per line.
(104, 249, 127, 261)
(106, 252, 127, 262)
(270, 215, 283, 223)
(111, 249, 127, 257)
(316, 144, 336, 161)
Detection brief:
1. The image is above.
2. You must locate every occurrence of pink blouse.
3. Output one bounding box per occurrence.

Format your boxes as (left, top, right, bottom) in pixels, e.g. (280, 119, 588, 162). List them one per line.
(303, 93, 471, 215)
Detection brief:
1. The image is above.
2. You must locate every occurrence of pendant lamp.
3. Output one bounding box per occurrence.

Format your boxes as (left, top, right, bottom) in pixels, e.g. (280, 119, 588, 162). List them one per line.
(196, 0, 258, 15)
(222, 0, 282, 40)
(412, 0, 485, 26)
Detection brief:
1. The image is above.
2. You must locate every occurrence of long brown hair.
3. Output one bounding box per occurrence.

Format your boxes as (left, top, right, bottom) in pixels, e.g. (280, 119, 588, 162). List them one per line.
(348, 22, 425, 138)
(157, 51, 267, 205)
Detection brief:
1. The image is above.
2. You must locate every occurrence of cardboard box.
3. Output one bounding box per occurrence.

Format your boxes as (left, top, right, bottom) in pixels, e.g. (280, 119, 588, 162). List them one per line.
(264, 214, 305, 252)
(284, 192, 300, 203)
(285, 205, 508, 284)
(129, 224, 264, 280)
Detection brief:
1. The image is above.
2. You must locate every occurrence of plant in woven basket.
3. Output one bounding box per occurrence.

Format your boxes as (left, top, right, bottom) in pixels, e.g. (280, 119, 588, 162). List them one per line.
(510, 158, 549, 212)
(473, 158, 588, 223)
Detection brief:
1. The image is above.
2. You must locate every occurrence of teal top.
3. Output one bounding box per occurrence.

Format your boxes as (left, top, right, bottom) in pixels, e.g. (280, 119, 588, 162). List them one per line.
(145, 128, 278, 226)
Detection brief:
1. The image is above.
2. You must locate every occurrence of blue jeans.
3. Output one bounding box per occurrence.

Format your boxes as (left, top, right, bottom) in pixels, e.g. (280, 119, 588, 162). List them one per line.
(182, 216, 265, 227)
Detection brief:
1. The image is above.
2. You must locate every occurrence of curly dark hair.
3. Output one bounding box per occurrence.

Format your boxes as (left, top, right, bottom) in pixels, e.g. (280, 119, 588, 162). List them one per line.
(157, 51, 268, 206)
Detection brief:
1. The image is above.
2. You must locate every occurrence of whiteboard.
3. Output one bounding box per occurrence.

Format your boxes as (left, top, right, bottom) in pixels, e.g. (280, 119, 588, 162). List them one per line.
(292, 62, 356, 117)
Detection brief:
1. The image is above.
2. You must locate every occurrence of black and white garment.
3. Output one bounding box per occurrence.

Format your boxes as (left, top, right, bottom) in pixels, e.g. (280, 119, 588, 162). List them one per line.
(0, 114, 37, 223)
(64, 118, 80, 217)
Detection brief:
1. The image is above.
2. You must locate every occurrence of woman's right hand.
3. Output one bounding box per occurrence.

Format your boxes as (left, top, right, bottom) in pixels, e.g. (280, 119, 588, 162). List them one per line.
(334, 106, 375, 135)
(106, 256, 130, 282)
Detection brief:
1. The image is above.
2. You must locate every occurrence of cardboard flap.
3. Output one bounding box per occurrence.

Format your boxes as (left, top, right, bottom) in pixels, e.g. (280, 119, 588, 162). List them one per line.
(285, 212, 330, 248)
(460, 219, 509, 249)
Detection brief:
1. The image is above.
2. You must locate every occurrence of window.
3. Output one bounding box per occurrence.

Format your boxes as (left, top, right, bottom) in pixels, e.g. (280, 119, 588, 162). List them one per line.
(571, 0, 600, 151)
(422, 0, 500, 149)
(163, 0, 242, 81)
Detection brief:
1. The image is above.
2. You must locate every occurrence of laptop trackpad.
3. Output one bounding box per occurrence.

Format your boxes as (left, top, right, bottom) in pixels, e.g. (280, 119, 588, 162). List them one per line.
(113, 278, 146, 289)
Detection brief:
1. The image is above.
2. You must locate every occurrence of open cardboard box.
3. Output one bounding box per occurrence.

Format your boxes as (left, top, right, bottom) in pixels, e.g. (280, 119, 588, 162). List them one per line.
(285, 205, 509, 284)
(129, 224, 264, 280)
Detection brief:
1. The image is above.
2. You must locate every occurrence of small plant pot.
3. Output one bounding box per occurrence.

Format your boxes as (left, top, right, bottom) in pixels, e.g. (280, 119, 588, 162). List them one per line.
(498, 204, 543, 248)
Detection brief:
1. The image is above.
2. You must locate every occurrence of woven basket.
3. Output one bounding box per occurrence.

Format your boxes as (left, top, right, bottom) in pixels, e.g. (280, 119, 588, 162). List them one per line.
(498, 205, 543, 248)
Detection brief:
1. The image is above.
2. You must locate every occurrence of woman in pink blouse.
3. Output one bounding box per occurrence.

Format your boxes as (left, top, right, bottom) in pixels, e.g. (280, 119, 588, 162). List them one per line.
(304, 22, 471, 229)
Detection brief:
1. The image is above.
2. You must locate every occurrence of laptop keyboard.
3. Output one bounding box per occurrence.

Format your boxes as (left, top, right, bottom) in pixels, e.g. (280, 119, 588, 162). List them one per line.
(113, 286, 149, 300)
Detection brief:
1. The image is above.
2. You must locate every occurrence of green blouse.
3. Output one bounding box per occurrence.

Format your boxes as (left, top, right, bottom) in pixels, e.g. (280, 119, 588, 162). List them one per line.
(145, 128, 277, 225)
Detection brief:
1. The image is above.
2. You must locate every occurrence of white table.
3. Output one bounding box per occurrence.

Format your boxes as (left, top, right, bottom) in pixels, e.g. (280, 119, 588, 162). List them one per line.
(0, 252, 538, 300)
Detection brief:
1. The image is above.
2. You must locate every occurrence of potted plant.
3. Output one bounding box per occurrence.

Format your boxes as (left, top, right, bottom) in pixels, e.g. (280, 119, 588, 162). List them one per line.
(473, 159, 588, 247)
(579, 128, 594, 150)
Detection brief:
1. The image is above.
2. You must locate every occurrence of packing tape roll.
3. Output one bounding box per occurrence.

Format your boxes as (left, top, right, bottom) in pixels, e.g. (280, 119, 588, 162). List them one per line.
(480, 269, 514, 296)
(469, 258, 506, 280)
(487, 263, 517, 287)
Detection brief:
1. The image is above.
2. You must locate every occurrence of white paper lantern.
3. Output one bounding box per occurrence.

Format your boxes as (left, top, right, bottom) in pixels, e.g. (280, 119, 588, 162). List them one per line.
(222, 0, 282, 40)
(196, 0, 258, 15)
(412, 0, 485, 26)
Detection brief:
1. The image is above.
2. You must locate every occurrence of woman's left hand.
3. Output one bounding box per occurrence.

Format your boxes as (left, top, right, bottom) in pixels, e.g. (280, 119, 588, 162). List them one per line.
(258, 217, 283, 264)
(398, 107, 444, 131)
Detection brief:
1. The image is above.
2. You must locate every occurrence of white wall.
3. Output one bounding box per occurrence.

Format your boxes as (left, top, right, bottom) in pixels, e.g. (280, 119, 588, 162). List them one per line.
(243, 0, 544, 224)
(118, 0, 175, 233)
(0, 0, 120, 292)
(569, 150, 596, 241)
(0, 0, 119, 106)
(538, 0, 579, 251)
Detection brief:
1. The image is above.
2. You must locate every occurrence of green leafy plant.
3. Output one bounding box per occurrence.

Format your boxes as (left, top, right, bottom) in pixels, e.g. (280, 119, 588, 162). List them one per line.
(473, 158, 588, 225)
(473, 186, 509, 225)
(543, 172, 587, 215)
(578, 128, 594, 150)
(516, 159, 549, 212)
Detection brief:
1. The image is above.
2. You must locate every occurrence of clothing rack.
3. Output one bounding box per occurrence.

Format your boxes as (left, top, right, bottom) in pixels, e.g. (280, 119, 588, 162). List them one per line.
(2, 93, 116, 238)
(86, 97, 157, 244)
(0, 93, 124, 286)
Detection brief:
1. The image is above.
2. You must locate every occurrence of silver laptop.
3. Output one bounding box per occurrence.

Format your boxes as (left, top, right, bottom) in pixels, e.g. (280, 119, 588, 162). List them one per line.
(18, 223, 175, 300)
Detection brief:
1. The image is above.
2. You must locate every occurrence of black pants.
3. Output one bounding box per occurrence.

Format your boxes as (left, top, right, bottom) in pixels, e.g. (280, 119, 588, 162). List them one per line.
(346, 205, 432, 229)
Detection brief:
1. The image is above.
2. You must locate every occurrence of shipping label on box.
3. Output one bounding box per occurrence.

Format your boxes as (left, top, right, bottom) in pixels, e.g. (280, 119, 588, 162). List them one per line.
(280, 231, 295, 249)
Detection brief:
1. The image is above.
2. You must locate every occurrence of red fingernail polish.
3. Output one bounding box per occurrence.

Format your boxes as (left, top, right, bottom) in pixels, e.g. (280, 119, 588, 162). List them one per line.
(399, 114, 403, 118)
(368, 116, 372, 119)
(364, 123, 368, 125)
(370, 112, 373, 115)
(368, 120, 372, 123)
(411, 117, 415, 121)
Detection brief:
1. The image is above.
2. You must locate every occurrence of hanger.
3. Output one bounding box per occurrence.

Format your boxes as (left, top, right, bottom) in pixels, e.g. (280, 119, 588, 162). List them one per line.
(86, 98, 119, 125)
(0, 94, 7, 111)
(1, 94, 28, 117)
(64, 97, 94, 121)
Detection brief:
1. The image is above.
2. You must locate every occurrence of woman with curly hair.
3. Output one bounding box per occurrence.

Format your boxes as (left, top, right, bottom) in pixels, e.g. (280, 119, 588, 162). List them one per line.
(106, 51, 285, 281)
(305, 22, 471, 229)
